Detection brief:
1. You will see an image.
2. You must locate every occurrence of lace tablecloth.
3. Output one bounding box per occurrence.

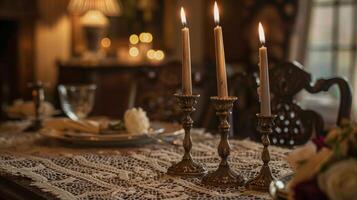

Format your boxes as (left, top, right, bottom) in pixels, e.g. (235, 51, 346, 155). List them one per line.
(0, 122, 292, 200)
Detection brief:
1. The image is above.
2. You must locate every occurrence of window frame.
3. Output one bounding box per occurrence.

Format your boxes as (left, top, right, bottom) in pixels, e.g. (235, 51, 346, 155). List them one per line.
(306, 0, 357, 82)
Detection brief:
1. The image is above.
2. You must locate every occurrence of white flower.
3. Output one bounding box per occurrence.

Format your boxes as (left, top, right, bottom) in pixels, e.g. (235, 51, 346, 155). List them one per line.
(318, 159, 357, 200)
(124, 108, 150, 134)
(286, 141, 317, 170)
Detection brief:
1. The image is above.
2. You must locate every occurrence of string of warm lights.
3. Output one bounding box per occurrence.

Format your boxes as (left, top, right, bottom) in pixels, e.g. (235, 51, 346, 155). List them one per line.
(128, 32, 165, 61)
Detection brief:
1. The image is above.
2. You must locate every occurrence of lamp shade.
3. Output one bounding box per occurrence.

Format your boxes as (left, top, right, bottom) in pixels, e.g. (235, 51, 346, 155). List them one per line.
(68, 0, 122, 16)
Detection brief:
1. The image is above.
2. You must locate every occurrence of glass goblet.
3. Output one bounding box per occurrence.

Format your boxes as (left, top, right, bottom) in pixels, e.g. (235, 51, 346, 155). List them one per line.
(58, 84, 96, 120)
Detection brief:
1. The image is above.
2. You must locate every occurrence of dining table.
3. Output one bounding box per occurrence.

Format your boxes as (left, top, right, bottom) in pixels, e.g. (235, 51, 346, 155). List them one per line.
(0, 120, 292, 200)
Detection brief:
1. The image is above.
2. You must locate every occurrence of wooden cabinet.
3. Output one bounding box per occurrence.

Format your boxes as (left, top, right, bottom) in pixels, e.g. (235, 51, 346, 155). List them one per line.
(57, 59, 172, 118)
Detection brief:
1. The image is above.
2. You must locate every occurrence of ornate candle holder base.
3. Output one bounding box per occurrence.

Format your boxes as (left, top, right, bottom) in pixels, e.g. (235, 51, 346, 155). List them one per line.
(167, 157, 207, 177)
(202, 163, 245, 187)
(202, 96, 245, 187)
(246, 114, 276, 192)
(167, 93, 207, 177)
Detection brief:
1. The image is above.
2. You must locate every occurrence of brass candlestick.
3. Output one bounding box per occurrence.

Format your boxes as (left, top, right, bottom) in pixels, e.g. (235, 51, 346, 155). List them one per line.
(246, 114, 276, 192)
(167, 93, 207, 177)
(24, 82, 45, 132)
(202, 96, 245, 187)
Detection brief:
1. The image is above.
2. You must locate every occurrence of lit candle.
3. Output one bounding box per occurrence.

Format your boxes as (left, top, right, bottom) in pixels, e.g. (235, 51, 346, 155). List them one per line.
(180, 7, 192, 95)
(213, 1, 228, 97)
(258, 22, 271, 116)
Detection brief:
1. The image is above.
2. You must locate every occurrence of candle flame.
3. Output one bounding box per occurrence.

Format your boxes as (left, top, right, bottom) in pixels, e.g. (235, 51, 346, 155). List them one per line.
(213, 1, 220, 25)
(258, 22, 265, 45)
(180, 7, 187, 26)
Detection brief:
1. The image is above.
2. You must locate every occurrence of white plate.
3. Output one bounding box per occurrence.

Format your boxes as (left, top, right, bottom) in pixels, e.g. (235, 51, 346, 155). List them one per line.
(40, 122, 183, 147)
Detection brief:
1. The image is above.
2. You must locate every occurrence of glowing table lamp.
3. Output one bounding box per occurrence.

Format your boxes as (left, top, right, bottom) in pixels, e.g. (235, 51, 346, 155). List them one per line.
(68, 0, 122, 59)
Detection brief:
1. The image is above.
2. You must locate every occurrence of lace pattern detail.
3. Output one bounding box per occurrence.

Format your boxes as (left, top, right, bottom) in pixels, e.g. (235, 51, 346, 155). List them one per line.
(0, 123, 292, 200)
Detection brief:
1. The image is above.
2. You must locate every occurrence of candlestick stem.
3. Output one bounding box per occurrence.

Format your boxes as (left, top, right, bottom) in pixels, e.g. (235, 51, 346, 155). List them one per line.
(24, 82, 45, 132)
(167, 93, 207, 177)
(202, 96, 245, 187)
(246, 114, 276, 191)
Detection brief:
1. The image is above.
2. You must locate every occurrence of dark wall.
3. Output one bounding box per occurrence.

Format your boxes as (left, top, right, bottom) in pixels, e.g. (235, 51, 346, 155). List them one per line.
(0, 20, 19, 106)
(0, 0, 37, 119)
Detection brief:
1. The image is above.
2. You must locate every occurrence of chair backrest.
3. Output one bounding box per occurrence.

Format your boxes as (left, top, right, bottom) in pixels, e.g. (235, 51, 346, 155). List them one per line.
(269, 62, 352, 146)
(135, 61, 181, 122)
(227, 0, 299, 139)
(135, 61, 212, 124)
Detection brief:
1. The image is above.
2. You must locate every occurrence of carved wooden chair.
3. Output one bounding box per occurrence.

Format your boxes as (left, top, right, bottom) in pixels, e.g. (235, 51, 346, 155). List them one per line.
(135, 61, 181, 122)
(135, 61, 209, 123)
(229, 0, 299, 139)
(269, 62, 352, 146)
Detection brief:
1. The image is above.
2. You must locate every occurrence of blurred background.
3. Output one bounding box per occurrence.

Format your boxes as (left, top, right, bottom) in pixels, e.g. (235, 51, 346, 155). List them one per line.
(0, 0, 356, 133)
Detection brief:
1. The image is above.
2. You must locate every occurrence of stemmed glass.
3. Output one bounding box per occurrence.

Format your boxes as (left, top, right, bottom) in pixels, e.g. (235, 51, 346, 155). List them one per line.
(58, 84, 96, 120)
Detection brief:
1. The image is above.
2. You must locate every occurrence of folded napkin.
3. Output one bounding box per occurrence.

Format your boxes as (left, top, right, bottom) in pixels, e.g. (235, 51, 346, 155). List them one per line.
(7, 99, 55, 118)
(43, 107, 150, 135)
(43, 118, 102, 134)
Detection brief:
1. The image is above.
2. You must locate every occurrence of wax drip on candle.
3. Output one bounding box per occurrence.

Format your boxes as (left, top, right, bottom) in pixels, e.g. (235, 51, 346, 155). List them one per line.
(258, 22, 265, 46)
(180, 7, 187, 27)
(214, 1, 220, 26)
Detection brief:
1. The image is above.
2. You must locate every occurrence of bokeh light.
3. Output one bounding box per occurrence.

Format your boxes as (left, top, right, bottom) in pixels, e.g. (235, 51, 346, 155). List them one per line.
(129, 34, 139, 45)
(101, 37, 111, 48)
(139, 32, 153, 43)
(155, 50, 165, 60)
(146, 49, 156, 60)
(129, 47, 139, 57)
